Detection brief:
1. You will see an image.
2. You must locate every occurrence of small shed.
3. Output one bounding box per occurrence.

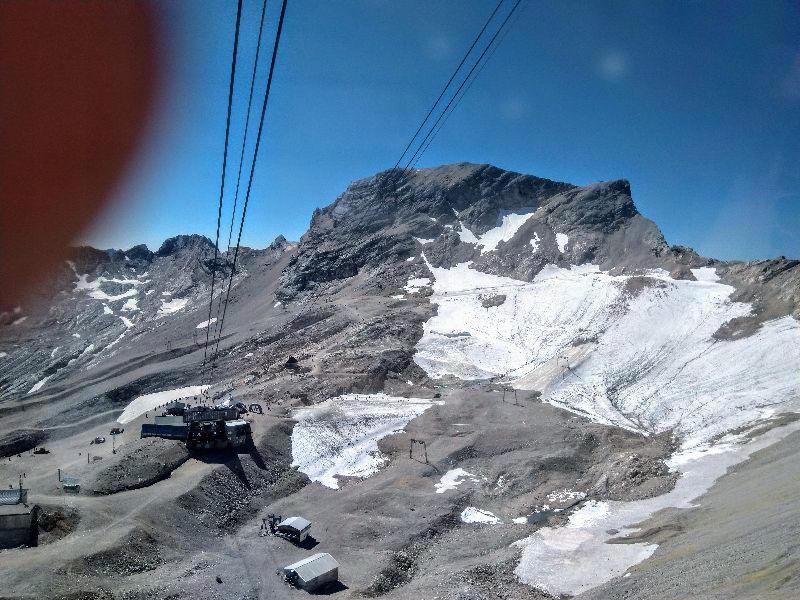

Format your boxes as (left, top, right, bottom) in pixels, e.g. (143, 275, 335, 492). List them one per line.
(283, 552, 339, 591)
(0, 503, 38, 549)
(277, 516, 311, 542)
(62, 476, 80, 493)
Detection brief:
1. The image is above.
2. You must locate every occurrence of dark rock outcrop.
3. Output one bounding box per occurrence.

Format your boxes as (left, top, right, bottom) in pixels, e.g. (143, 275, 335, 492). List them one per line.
(155, 234, 215, 257)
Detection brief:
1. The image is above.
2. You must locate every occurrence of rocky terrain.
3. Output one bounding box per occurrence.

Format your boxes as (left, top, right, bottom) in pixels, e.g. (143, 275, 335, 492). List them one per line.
(0, 163, 798, 599)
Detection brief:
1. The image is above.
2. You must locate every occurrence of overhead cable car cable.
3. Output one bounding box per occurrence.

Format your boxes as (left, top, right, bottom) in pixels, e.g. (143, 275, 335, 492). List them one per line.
(402, 0, 524, 172)
(210, 0, 289, 374)
(212, 0, 270, 344)
(202, 0, 244, 374)
(415, 0, 526, 164)
(391, 0, 506, 172)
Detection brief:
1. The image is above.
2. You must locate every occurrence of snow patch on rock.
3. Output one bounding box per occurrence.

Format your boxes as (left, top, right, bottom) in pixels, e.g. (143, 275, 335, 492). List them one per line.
(158, 298, 188, 316)
(691, 266, 720, 282)
(461, 507, 502, 524)
(405, 277, 431, 294)
(73, 271, 141, 302)
(456, 210, 535, 254)
(547, 489, 586, 503)
(27, 375, 53, 395)
(196, 317, 217, 329)
(290, 393, 440, 489)
(435, 468, 479, 493)
(555, 232, 569, 253)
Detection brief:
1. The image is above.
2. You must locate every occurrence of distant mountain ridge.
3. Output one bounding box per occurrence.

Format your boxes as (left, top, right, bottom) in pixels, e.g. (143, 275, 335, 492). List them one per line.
(0, 233, 295, 397)
(1, 163, 798, 401)
(278, 163, 798, 320)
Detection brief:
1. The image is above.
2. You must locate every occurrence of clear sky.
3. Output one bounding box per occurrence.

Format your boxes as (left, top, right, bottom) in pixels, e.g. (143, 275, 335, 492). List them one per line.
(84, 0, 800, 261)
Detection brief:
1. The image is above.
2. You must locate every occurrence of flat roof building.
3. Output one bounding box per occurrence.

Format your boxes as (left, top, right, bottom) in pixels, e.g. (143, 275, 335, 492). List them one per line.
(283, 553, 339, 592)
(0, 489, 38, 549)
(154, 415, 186, 426)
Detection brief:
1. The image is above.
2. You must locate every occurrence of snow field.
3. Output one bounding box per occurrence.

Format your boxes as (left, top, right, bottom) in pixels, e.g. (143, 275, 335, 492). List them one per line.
(410, 254, 800, 595)
(414, 260, 800, 449)
(290, 393, 440, 489)
(117, 385, 210, 424)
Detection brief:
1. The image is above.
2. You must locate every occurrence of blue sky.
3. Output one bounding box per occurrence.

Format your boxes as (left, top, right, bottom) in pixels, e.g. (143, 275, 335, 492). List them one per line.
(85, 0, 800, 260)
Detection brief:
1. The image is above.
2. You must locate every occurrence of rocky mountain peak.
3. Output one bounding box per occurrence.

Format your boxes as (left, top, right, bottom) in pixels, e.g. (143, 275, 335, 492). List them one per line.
(267, 234, 291, 251)
(124, 244, 154, 262)
(156, 234, 215, 257)
(313, 163, 574, 236)
(279, 163, 670, 297)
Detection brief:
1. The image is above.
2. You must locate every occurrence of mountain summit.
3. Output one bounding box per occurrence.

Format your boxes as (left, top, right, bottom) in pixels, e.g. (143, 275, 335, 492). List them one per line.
(280, 164, 686, 298)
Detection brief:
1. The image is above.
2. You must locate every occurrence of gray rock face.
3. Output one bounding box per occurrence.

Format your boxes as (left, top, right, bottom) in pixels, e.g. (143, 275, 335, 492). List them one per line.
(277, 163, 703, 301)
(155, 234, 215, 257)
(124, 244, 154, 263)
(720, 258, 800, 320)
(277, 163, 575, 298)
(276, 162, 797, 318)
(0, 234, 295, 398)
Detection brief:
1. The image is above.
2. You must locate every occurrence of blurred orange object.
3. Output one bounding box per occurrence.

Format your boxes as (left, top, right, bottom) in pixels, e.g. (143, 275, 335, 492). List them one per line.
(0, 1, 158, 309)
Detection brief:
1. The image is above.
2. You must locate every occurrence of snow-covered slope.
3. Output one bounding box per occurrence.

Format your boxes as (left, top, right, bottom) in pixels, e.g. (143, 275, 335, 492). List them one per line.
(414, 257, 800, 448)
(397, 183, 800, 595)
